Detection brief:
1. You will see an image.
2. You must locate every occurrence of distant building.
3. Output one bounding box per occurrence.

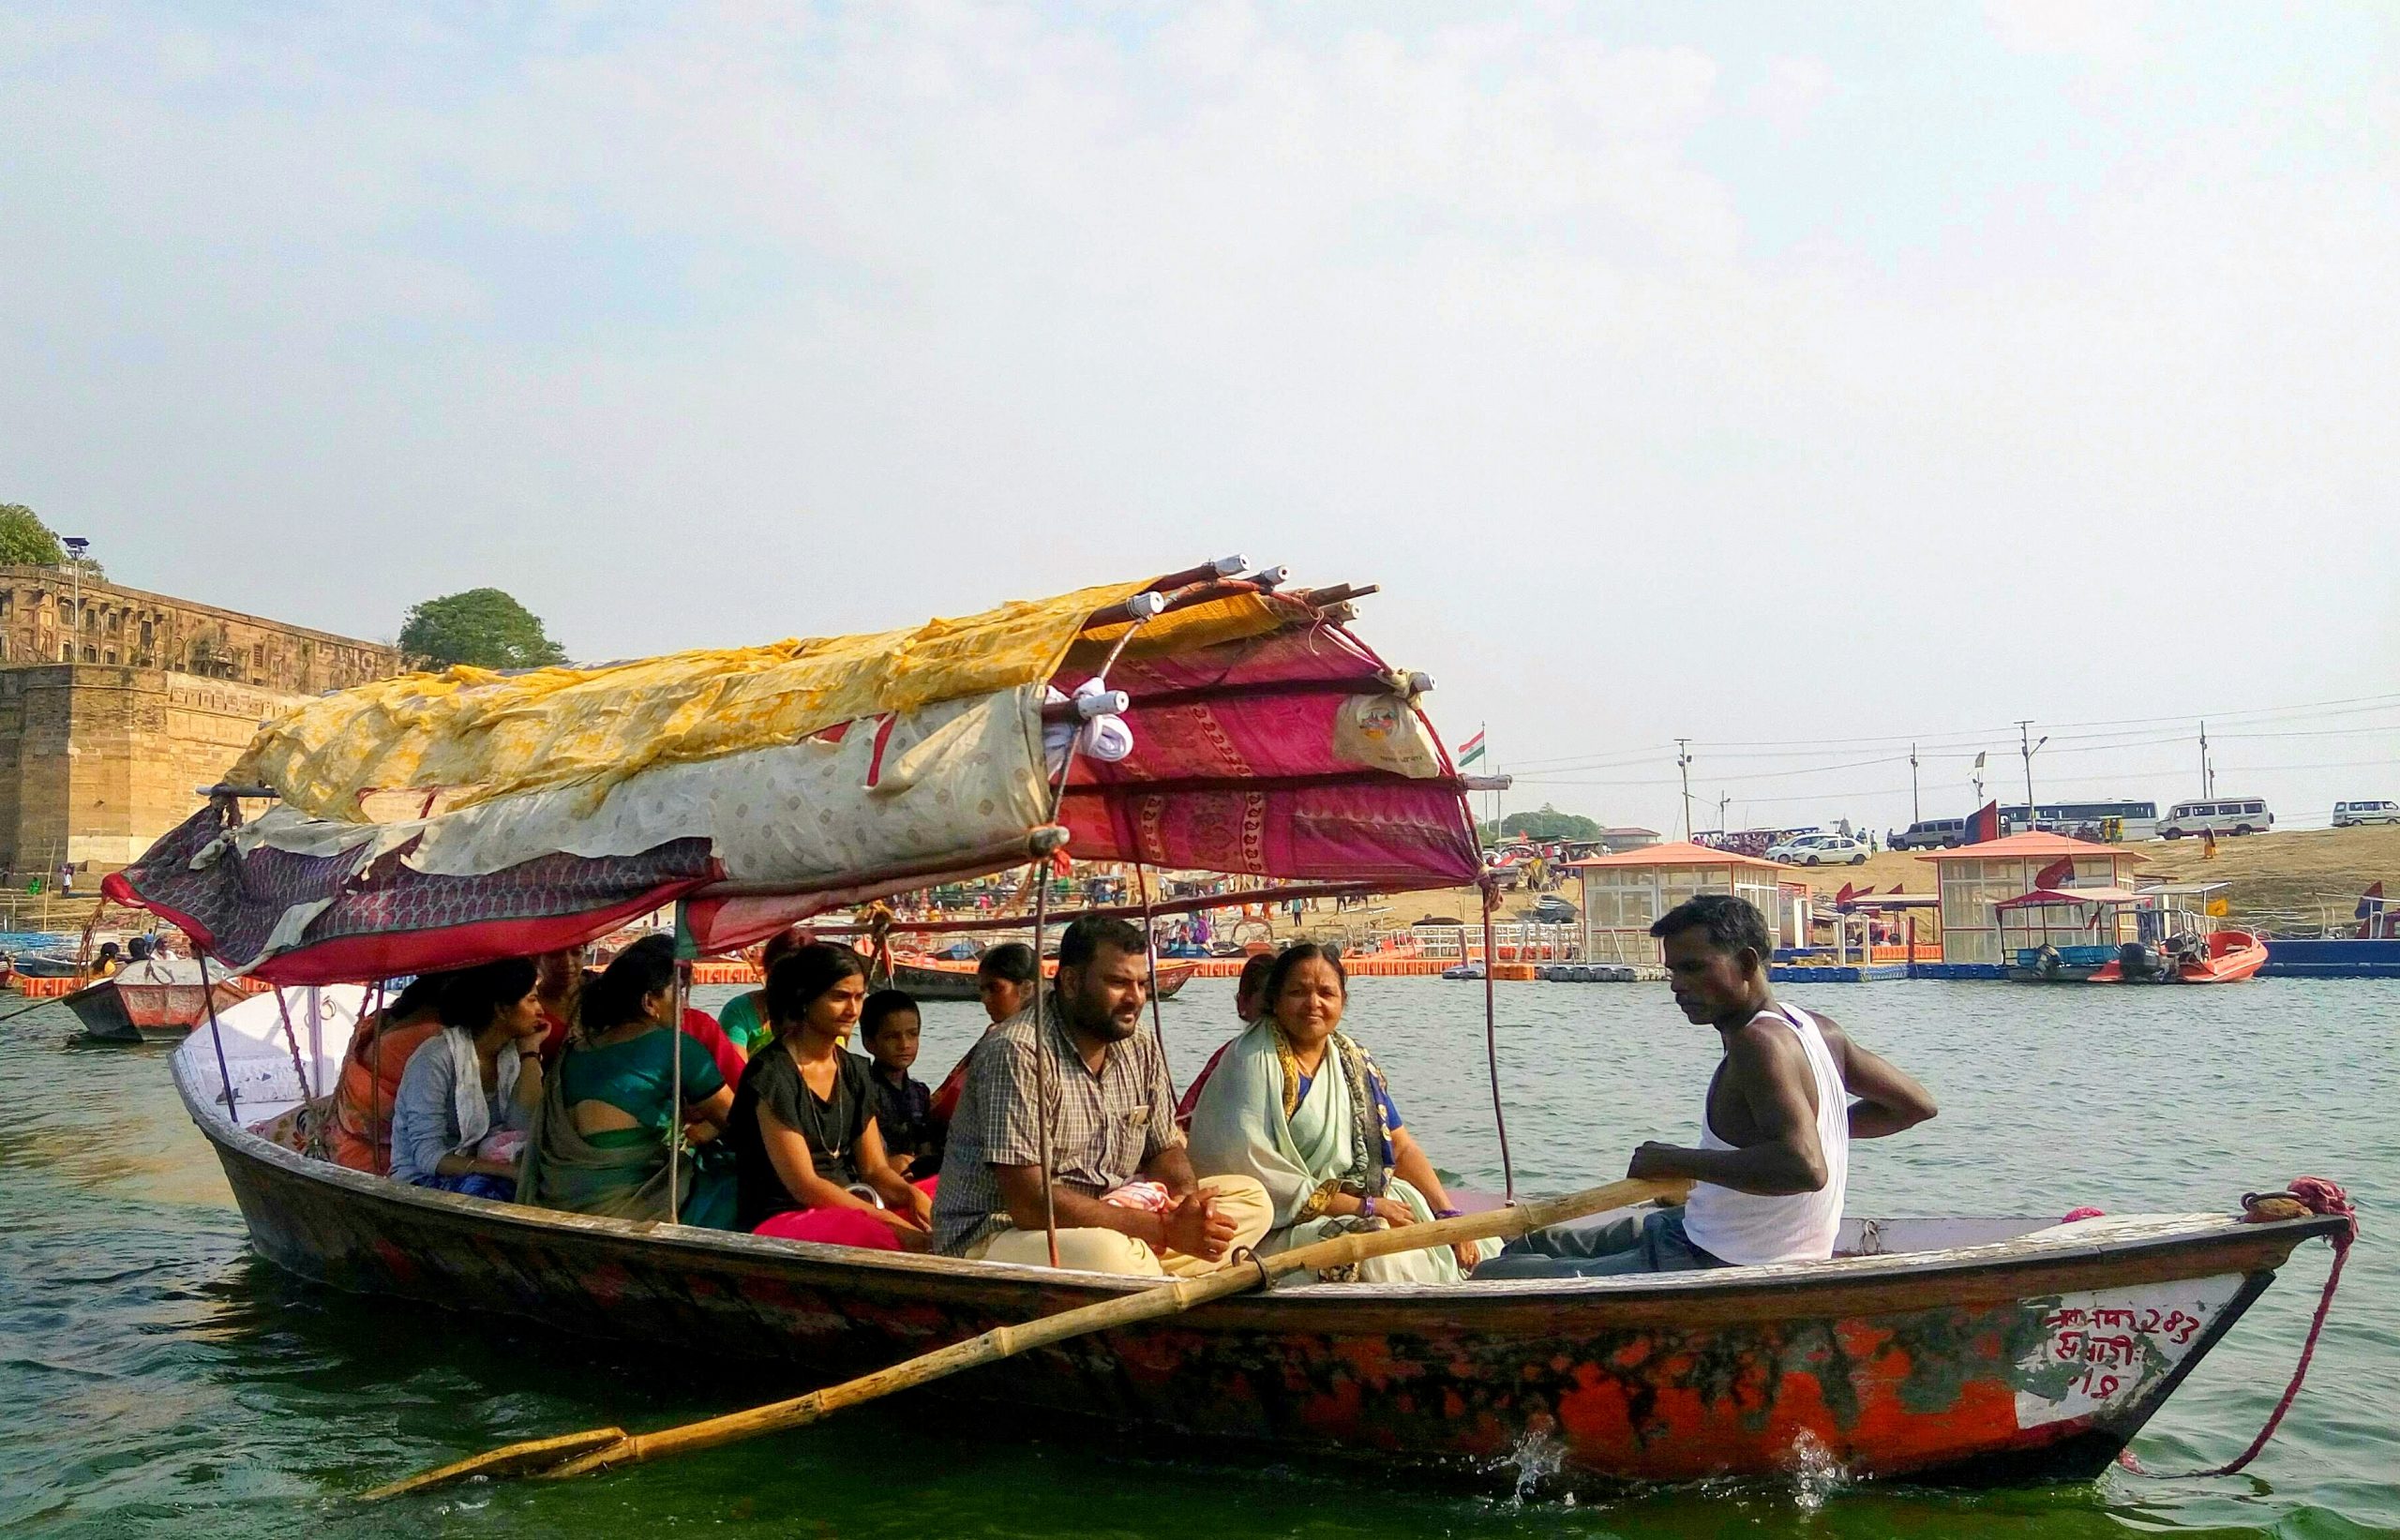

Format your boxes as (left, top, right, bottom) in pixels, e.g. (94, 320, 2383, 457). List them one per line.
(1565, 841, 1810, 964)
(0, 567, 404, 875)
(1917, 831, 2145, 964)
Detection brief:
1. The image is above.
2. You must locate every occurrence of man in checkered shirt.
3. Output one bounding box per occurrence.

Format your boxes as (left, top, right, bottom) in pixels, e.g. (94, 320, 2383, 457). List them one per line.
(933, 916, 1270, 1274)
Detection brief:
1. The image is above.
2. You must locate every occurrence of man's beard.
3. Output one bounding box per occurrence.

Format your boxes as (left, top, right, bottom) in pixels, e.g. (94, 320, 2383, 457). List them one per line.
(1067, 987, 1141, 1041)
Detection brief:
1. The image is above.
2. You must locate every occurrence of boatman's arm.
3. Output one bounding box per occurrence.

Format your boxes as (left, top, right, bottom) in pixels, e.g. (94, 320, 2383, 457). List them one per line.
(1810, 1015, 1938, 1140)
(1627, 1023, 1829, 1196)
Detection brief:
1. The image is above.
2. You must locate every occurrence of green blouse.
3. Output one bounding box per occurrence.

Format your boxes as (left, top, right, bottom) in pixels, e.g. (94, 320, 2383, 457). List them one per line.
(716, 991, 772, 1054)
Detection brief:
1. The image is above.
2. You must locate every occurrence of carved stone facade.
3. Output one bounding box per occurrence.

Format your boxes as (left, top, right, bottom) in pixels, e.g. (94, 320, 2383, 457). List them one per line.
(0, 566, 399, 693)
(0, 572, 404, 875)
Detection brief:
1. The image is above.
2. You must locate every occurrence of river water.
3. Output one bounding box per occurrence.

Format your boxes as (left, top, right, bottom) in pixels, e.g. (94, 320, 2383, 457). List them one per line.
(3, 977, 2392, 1537)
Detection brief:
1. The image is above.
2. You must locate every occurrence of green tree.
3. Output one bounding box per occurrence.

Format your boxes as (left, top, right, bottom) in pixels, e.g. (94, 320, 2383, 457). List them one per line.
(398, 588, 570, 669)
(0, 503, 67, 566)
(1480, 804, 1603, 845)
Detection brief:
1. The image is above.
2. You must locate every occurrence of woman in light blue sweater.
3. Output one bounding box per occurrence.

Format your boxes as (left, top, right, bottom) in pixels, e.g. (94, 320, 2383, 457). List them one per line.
(389, 959, 547, 1199)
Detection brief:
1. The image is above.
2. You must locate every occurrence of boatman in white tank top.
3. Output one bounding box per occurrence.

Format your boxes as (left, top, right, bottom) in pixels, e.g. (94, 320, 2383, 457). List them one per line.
(1480, 894, 1936, 1278)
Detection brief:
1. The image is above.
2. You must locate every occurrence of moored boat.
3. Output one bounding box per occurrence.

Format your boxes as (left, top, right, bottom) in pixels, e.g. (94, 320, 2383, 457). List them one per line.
(2003, 883, 2265, 985)
(68, 958, 250, 1042)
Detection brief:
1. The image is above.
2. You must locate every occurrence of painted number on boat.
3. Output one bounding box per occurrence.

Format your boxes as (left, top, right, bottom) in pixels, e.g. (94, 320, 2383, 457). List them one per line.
(2015, 1276, 2243, 1428)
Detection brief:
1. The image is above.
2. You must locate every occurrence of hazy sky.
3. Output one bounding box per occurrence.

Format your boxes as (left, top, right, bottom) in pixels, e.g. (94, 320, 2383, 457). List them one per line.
(7, 2, 2397, 839)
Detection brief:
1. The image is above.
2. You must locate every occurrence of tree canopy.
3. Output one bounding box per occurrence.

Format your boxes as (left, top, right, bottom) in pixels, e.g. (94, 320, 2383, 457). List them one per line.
(1480, 804, 1603, 844)
(398, 588, 569, 670)
(0, 503, 67, 566)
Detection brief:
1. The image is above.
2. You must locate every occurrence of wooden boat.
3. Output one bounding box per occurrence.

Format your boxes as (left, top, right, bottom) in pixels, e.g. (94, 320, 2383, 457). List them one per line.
(68, 959, 248, 1042)
(172, 1044, 2344, 1488)
(890, 954, 1198, 1002)
(107, 563, 2348, 1490)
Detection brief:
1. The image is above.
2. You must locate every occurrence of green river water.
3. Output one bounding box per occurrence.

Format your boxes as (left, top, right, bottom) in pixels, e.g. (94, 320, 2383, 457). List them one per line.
(3, 977, 2392, 1537)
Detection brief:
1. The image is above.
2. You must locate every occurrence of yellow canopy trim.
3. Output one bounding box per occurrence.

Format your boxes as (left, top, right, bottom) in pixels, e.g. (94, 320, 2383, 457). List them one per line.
(232, 580, 1287, 823)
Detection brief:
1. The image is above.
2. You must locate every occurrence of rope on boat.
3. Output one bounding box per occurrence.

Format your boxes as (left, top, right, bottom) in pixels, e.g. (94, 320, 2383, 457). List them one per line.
(268, 983, 325, 1159)
(2119, 1176, 2358, 1480)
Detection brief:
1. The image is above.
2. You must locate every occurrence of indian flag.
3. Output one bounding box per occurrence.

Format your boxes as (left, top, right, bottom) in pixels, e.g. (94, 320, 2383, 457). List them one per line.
(1458, 728, 1486, 767)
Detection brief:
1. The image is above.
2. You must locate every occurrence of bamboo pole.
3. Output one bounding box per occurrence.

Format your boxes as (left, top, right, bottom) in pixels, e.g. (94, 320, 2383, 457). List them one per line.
(362, 1175, 1688, 1501)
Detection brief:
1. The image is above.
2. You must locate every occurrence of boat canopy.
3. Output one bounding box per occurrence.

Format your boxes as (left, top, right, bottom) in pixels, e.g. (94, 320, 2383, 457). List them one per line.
(103, 563, 1484, 983)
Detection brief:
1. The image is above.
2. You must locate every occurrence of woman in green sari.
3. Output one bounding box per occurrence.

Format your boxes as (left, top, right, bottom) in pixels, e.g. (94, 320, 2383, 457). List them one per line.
(521, 935, 738, 1228)
(1186, 943, 1497, 1283)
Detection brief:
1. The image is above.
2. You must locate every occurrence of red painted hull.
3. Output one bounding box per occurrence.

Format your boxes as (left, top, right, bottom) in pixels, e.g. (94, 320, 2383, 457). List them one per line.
(69, 977, 249, 1041)
(172, 1061, 2339, 1490)
(2088, 932, 2270, 985)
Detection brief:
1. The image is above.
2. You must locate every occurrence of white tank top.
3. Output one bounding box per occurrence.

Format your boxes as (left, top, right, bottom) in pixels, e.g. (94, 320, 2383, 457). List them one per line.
(1680, 1004, 1850, 1266)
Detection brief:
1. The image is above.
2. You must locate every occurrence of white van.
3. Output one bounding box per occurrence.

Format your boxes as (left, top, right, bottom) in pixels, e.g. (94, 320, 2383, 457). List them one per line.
(2333, 800, 2400, 827)
(2159, 799, 2272, 838)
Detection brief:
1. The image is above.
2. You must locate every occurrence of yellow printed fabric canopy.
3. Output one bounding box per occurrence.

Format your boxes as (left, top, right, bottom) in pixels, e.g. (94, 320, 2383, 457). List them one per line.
(233, 578, 1155, 821)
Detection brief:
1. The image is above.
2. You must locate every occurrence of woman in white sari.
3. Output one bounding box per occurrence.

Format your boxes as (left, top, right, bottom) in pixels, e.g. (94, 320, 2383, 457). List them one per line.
(1187, 944, 1498, 1283)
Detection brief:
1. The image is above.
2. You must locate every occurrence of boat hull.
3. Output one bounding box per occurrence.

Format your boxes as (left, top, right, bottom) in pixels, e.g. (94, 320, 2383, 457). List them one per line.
(173, 1062, 2335, 1490)
(71, 978, 248, 1042)
(891, 958, 1197, 1003)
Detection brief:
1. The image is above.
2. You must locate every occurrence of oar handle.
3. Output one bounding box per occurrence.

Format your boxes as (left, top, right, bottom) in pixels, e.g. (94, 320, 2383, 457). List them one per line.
(368, 1175, 1693, 1496)
(1262, 1175, 1690, 1281)
(545, 1175, 1688, 1477)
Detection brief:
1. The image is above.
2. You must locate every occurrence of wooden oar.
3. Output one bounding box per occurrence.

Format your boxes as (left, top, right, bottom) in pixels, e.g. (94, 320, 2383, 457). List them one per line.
(363, 1174, 1687, 1502)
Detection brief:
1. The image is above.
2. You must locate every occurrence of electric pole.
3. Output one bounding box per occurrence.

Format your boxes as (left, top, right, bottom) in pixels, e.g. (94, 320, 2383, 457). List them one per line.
(2198, 719, 2212, 799)
(1910, 742, 1921, 825)
(2017, 719, 2048, 815)
(1716, 791, 1731, 836)
(1676, 739, 1694, 841)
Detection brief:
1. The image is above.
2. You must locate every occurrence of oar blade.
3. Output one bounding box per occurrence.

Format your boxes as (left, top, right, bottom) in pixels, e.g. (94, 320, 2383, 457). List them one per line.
(360, 1426, 628, 1502)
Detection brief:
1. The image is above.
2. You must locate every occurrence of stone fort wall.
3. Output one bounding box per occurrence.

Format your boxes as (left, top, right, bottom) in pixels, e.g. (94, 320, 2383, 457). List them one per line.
(0, 570, 406, 876)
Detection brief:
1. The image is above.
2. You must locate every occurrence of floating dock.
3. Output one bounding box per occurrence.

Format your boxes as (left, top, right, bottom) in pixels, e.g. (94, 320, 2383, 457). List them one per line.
(2258, 939, 2400, 979)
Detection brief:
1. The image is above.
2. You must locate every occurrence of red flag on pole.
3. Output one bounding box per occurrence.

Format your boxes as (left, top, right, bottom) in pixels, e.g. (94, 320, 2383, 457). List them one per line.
(1964, 801, 2001, 844)
(1835, 882, 1855, 907)
(2357, 881, 2386, 938)
(2033, 854, 2076, 890)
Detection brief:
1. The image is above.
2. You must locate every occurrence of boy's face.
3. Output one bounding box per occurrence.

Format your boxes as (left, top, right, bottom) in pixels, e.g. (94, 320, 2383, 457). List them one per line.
(867, 1012, 921, 1072)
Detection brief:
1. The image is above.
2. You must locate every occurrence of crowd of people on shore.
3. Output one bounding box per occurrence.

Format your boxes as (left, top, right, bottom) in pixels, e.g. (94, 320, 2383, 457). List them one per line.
(322, 891, 1935, 1282)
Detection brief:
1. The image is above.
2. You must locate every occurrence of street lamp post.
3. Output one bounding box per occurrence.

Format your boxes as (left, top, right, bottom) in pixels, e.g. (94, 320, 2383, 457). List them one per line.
(62, 537, 89, 663)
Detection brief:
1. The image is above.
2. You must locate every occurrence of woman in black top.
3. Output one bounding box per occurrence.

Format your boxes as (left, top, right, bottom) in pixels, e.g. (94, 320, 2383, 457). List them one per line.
(728, 944, 932, 1249)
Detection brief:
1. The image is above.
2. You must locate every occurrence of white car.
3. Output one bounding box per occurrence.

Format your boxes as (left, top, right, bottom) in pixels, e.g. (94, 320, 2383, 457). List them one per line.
(2333, 800, 2400, 828)
(1766, 832, 1869, 866)
(2159, 799, 2272, 838)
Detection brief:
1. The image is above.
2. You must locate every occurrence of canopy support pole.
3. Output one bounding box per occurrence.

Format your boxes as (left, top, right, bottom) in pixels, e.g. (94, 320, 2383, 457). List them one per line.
(1030, 870, 1059, 1268)
(366, 979, 387, 1172)
(1480, 885, 1515, 1204)
(1133, 860, 1168, 1066)
(668, 949, 685, 1227)
(1022, 604, 1152, 1270)
(195, 947, 239, 1128)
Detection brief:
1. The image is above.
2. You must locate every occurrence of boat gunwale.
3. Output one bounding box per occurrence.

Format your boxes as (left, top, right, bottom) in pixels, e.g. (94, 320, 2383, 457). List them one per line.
(174, 1054, 2345, 1319)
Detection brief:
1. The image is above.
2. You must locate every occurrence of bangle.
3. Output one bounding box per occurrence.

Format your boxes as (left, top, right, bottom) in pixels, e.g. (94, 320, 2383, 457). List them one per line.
(1433, 1207, 1462, 1219)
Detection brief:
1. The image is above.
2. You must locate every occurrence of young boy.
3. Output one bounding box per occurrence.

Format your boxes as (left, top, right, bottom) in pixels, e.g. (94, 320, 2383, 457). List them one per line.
(859, 988, 943, 1178)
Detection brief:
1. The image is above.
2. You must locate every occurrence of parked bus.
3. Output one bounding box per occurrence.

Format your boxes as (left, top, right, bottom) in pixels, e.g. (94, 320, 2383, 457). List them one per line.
(1997, 800, 2159, 843)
